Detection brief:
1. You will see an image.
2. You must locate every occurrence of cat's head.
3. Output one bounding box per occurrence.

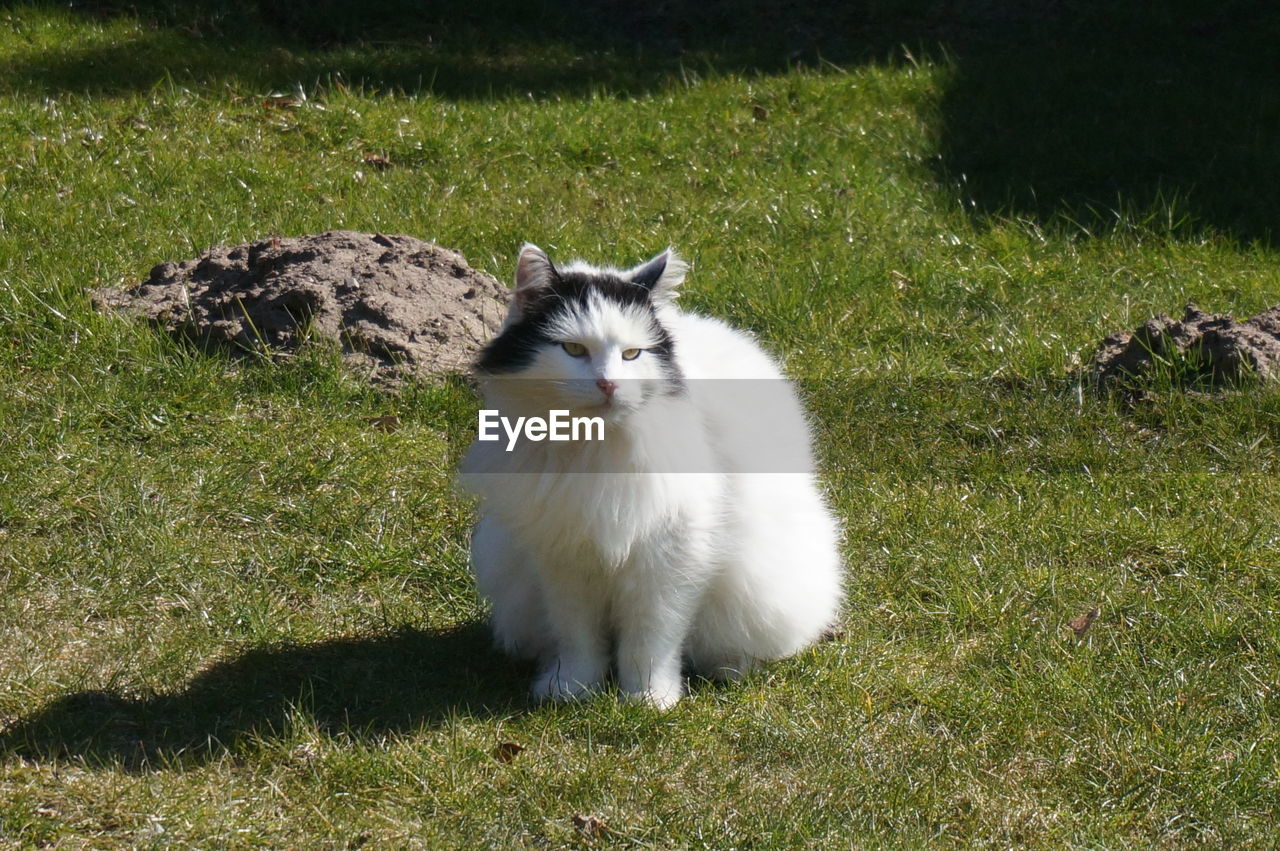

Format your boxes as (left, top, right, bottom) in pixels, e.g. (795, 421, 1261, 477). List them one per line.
(475, 244, 687, 417)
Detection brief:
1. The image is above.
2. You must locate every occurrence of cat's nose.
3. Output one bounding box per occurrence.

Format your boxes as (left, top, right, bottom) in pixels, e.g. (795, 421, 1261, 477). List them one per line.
(596, 378, 617, 398)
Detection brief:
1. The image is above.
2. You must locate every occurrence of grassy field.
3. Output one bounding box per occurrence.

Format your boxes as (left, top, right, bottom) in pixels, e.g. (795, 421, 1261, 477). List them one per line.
(3, 1, 1280, 846)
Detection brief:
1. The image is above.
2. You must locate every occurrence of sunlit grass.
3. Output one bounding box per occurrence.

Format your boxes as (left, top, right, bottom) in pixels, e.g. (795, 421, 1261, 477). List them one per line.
(2, 2, 1279, 846)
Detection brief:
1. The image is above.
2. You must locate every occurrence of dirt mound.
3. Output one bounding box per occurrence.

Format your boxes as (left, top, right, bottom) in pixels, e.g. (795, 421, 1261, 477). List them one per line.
(1090, 302, 1280, 388)
(94, 230, 509, 382)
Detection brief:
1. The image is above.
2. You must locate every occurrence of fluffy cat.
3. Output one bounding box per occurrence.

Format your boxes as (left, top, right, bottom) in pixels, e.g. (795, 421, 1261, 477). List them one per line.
(459, 244, 843, 709)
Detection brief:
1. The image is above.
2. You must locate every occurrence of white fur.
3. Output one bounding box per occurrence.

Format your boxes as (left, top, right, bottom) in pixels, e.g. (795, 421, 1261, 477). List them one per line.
(460, 249, 843, 709)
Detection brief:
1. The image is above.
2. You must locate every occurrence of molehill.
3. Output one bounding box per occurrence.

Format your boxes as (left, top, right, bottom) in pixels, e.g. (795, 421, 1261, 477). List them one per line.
(1090, 302, 1280, 388)
(93, 230, 509, 382)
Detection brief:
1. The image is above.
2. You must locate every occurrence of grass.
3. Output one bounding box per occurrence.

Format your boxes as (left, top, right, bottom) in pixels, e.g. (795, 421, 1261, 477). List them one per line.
(3, 1, 1280, 846)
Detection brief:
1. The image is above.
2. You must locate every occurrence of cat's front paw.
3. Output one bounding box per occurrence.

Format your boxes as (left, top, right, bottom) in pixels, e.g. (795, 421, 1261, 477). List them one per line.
(623, 678, 685, 711)
(531, 667, 602, 703)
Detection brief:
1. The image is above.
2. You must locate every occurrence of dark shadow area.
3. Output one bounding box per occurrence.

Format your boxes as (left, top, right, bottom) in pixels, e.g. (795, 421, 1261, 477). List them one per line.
(3, 0, 934, 98)
(3, 1, 1097, 101)
(0, 624, 532, 769)
(6, 2, 1279, 239)
(936, 1, 1280, 245)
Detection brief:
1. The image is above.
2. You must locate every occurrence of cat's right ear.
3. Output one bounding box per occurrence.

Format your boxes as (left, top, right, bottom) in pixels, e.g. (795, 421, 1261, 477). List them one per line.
(513, 243, 556, 315)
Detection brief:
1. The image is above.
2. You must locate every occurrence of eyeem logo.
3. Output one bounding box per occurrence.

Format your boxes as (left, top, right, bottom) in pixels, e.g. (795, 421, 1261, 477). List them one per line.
(478, 409, 605, 452)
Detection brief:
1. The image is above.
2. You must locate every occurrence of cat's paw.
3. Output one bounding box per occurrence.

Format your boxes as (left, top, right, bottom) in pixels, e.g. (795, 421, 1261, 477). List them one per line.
(530, 669, 601, 703)
(623, 679, 685, 711)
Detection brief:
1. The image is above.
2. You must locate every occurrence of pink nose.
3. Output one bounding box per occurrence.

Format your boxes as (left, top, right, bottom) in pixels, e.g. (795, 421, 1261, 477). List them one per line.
(596, 378, 617, 398)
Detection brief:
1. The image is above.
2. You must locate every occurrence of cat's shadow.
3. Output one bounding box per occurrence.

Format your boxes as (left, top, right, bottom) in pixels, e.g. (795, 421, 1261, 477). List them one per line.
(0, 624, 532, 771)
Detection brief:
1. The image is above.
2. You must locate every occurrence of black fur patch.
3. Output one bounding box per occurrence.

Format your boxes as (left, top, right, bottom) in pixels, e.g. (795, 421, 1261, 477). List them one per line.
(477, 268, 681, 382)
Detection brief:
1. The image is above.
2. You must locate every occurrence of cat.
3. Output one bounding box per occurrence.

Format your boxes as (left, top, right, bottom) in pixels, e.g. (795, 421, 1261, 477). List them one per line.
(458, 244, 843, 709)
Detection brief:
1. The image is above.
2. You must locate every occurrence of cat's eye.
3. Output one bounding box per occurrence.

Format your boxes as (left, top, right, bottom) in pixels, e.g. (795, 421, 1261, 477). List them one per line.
(561, 341, 588, 357)
(621, 348, 642, 361)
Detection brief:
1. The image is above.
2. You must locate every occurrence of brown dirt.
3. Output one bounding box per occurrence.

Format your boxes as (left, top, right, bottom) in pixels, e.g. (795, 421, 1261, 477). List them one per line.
(1089, 302, 1280, 388)
(93, 230, 509, 383)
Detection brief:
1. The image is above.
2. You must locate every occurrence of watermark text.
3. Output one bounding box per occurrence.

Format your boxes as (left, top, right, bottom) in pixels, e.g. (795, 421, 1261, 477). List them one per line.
(478, 409, 605, 451)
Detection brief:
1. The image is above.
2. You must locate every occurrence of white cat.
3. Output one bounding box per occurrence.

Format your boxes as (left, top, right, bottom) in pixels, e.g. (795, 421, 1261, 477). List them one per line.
(459, 245, 843, 709)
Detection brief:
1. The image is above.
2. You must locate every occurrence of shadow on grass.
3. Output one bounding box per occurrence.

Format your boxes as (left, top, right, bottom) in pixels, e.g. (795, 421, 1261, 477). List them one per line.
(0, 623, 532, 770)
(4, 0, 923, 98)
(9, 2, 1279, 244)
(937, 1, 1280, 245)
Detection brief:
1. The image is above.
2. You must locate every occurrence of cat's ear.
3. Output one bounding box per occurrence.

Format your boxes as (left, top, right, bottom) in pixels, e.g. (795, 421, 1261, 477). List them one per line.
(512, 243, 557, 314)
(628, 248, 687, 302)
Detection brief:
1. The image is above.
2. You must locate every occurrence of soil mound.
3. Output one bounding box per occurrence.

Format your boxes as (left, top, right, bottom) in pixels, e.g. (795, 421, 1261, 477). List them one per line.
(1090, 302, 1280, 388)
(94, 230, 509, 382)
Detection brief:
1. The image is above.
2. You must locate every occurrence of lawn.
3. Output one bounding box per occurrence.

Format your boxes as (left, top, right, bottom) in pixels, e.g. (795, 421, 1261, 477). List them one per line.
(2, 1, 1279, 846)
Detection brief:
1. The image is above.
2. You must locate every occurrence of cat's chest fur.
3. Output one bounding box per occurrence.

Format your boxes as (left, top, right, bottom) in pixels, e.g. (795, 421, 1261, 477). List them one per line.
(464, 415, 723, 570)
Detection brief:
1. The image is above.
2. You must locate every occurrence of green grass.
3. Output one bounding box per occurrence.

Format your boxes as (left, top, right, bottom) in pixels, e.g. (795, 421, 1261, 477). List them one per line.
(3, 2, 1280, 846)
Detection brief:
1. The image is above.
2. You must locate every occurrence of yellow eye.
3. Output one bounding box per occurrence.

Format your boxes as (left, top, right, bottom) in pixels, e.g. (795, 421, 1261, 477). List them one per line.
(621, 348, 642, 361)
(561, 341, 588, 357)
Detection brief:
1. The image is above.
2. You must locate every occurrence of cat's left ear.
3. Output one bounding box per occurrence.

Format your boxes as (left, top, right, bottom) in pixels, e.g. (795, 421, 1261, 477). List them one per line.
(628, 248, 687, 302)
